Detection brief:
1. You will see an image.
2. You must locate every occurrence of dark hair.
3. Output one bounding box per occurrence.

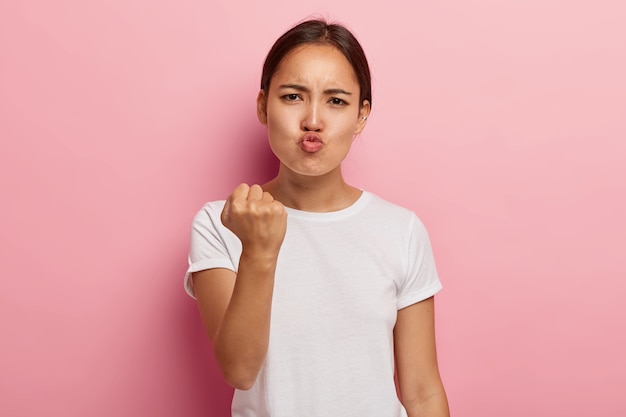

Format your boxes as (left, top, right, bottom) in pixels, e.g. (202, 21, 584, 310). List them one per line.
(260, 19, 372, 107)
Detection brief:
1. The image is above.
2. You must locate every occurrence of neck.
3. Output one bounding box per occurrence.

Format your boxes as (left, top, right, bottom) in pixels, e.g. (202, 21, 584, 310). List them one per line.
(263, 166, 361, 212)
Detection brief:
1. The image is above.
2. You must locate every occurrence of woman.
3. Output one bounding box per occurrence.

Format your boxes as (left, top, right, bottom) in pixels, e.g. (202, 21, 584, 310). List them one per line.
(185, 19, 449, 417)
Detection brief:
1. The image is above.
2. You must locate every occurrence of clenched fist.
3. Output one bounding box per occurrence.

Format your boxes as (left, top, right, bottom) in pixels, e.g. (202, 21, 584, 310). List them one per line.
(221, 184, 287, 257)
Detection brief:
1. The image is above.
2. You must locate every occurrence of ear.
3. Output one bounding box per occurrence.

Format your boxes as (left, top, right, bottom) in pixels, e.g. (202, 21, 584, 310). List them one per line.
(257, 90, 268, 125)
(354, 99, 371, 134)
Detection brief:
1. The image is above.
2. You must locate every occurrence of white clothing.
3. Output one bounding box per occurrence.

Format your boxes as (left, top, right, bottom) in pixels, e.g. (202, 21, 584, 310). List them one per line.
(185, 191, 442, 417)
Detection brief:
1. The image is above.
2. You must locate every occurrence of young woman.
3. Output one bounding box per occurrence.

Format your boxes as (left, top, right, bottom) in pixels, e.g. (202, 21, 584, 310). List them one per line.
(185, 19, 449, 417)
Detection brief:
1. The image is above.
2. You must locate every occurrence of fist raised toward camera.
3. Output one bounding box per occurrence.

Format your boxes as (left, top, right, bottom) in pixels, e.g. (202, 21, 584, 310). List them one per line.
(221, 184, 287, 257)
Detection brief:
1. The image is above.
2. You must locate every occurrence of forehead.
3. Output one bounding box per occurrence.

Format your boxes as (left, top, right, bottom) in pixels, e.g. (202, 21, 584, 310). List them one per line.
(271, 44, 358, 87)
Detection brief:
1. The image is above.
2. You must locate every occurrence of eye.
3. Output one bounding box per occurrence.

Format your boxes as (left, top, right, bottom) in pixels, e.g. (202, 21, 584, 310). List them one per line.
(329, 97, 347, 106)
(282, 94, 301, 102)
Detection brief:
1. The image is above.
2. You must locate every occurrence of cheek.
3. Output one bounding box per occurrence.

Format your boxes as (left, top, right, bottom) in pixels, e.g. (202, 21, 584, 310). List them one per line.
(336, 115, 360, 137)
(266, 114, 289, 137)
(266, 105, 295, 130)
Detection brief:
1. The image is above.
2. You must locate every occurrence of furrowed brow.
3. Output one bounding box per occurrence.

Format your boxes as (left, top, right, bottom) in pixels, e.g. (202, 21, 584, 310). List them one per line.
(278, 85, 352, 96)
(278, 84, 309, 92)
(324, 88, 352, 96)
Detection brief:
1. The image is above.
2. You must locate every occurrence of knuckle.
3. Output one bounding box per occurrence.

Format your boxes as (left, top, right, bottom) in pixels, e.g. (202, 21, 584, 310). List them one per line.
(235, 183, 249, 193)
(230, 200, 247, 214)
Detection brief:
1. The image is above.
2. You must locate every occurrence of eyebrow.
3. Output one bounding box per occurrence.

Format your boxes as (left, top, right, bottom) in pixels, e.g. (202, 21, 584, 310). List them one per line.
(278, 84, 353, 95)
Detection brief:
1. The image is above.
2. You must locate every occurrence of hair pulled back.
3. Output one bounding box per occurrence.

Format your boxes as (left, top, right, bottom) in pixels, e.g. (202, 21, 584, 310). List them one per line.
(260, 19, 372, 107)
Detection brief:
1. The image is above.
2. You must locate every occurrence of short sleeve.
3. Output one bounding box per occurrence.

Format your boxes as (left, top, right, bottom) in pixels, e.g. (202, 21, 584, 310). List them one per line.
(396, 214, 442, 309)
(184, 201, 239, 299)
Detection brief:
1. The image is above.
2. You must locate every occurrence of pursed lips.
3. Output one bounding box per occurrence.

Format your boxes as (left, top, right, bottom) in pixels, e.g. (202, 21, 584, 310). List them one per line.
(299, 133, 324, 153)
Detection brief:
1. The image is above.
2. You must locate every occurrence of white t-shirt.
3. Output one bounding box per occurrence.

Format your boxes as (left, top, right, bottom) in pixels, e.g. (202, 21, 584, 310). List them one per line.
(185, 191, 442, 417)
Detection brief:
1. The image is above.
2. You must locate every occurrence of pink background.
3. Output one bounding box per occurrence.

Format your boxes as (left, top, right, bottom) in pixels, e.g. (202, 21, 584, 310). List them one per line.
(1, 1, 625, 416)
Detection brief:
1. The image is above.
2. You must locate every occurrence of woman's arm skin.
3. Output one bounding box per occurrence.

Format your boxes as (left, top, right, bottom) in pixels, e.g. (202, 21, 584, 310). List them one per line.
(394, 297, 450, 417)
(192, 184, 287, 390)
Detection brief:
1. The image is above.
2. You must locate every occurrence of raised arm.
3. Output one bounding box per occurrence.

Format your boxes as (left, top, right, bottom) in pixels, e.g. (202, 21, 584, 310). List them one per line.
(394, 296, 450, 417)
(192, 183, 287, 390)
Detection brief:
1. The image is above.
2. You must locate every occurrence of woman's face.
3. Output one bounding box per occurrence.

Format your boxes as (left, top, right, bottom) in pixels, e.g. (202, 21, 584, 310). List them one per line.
(258, 44, 370, 179)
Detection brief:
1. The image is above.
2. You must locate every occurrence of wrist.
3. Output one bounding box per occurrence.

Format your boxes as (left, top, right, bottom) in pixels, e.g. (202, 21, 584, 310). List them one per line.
(239, 248, 279, 269)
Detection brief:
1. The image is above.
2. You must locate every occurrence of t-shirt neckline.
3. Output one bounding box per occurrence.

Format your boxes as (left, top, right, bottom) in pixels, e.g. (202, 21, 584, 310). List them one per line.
(284, 190, 371, 221)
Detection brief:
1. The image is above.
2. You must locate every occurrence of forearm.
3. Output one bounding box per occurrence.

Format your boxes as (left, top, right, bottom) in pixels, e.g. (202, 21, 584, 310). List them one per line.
(213, 252, 277, 390)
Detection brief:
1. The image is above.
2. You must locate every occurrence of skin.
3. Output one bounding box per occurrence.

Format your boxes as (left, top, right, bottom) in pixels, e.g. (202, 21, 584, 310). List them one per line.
(258, 44, 370, 211)
(193, 44, 449, 416)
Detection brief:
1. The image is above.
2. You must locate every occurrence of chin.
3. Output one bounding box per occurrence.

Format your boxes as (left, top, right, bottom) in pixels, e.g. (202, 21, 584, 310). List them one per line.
(285, 164, 339, 178)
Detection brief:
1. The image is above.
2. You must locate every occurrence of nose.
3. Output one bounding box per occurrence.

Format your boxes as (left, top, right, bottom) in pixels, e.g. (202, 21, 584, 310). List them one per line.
(301, 103, 323, 132)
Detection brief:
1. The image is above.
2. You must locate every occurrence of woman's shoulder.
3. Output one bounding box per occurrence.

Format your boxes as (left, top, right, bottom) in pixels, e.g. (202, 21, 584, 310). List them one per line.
(362, 191, 432, 232)
(363, 191, 418, 219)
(363, 193, 434, 248)
(198, 199, 226, 212)
(191, 200, 227, 226)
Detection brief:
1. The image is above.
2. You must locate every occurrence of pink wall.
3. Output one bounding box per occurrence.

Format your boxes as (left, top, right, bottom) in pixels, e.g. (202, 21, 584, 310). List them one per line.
(1, 1, 624, 416)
